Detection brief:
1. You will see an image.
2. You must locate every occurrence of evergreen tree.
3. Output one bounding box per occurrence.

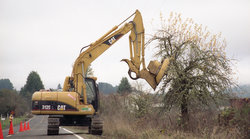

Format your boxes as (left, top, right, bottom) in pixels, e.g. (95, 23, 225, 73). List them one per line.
(57, 83, 62, 90)
(20, 71, 44, 101)
(0, 78, 14, 90)
(117, 77, 132, 94)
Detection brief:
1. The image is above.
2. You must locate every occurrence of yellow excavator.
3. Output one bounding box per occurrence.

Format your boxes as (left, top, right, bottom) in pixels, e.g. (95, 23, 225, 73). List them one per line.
(31, 10, 169, 135)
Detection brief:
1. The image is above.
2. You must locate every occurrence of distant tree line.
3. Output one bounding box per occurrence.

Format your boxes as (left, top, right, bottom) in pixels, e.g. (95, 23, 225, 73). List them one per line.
(98, 77, 132, 95)
(0, 71, 44, 116)
(231, 85, 250, 98)
(98, 82, 117, 94)
(0, 89, 29, 116)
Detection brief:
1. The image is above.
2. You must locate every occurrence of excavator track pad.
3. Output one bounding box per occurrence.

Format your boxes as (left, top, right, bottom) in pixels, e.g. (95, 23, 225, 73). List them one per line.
(47, 117, 59, 135)
(89, 115, 103, 135)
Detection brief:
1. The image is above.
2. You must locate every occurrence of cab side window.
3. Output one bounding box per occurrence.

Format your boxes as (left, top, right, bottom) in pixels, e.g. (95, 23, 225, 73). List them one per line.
(85, 79, 96, 104)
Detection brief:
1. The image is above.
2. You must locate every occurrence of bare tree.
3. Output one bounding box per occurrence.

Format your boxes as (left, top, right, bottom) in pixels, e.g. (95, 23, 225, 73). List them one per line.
(86, 65, 94, 77)
(148, 12, 235, 129)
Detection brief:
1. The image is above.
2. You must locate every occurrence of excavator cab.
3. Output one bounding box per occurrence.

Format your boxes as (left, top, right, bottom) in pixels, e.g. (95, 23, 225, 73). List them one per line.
(63, 76, 99, 111)
(85, 78, 99, 111)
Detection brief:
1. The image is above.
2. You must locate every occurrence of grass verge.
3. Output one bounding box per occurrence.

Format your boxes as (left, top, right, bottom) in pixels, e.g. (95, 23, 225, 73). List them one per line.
(1, 115, 31, 129)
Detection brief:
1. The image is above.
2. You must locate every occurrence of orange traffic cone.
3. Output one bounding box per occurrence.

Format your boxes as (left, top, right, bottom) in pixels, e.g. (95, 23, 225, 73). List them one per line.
(8, 121, 14, 135)
(19, 121, 24, 132)
(27, 122, 30, 130)
(0, 122, 3, 139)
(23, 122, 27, 131)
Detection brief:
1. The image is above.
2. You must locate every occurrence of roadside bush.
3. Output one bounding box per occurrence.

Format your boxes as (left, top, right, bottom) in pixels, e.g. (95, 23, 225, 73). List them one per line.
(218, 103, 250, 138)
(99, 92, 245, 139)
(128, 93, 154, 118)
(0, 89, 29, 116)
(100, 93, 135, 138)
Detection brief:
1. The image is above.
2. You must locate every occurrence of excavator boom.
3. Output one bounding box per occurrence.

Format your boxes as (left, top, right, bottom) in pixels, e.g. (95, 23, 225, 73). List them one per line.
(63, 10, 170, 105)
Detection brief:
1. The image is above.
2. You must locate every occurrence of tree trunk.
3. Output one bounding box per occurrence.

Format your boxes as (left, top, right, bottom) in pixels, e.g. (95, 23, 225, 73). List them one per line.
(180, 92, 189, 130)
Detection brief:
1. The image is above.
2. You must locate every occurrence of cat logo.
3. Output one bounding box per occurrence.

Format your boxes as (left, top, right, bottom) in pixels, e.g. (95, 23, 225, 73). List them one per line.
(108, 36, 116, 45)
(57, 105, 66, 111)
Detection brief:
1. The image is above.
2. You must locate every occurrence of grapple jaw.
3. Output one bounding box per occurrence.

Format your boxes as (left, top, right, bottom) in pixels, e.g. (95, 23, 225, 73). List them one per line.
(122, 58, 170, 90)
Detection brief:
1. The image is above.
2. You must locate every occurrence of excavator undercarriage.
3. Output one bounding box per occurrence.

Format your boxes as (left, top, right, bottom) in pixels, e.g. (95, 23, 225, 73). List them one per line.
(47, 115, 103, 135)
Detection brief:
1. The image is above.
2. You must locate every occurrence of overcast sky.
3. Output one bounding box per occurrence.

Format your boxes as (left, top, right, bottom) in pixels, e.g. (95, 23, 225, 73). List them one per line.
(0, 0, 249, 90)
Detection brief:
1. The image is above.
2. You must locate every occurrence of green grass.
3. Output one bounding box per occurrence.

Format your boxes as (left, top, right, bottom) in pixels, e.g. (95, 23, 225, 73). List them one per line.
(1, 116, 27, 129)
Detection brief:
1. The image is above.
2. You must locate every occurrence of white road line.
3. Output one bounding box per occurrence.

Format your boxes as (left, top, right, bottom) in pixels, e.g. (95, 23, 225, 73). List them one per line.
(27, 116, 34, 122)
(60, 127, 84, 139)
(39, 116, 45, 123)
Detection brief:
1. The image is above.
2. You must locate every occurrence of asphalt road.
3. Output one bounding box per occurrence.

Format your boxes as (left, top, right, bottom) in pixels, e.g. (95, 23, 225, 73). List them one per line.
(2, 115, 91, 139)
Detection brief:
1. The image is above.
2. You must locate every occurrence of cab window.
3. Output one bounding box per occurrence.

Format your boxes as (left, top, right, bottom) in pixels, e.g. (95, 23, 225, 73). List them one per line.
(85, 79, 96, 104)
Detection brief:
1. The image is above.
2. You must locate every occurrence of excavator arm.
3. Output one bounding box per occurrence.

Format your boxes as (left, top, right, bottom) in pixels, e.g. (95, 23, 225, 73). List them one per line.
(63, 10, 169, 104)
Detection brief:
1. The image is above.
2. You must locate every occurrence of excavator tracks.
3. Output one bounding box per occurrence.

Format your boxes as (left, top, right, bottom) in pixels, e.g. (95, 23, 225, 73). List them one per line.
(89, 116, 103, 135)
(47, 117, 59, 135)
